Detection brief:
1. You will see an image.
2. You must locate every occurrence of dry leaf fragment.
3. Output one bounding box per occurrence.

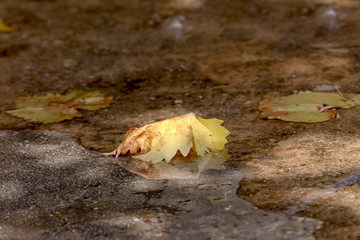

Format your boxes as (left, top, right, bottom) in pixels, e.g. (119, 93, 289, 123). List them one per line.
(65, 91, 113, 110)
(0, 18, 15, 33)
(259, 91, 355, 123)
(351, 94, 360, 106)
(6, 90, 113, 123)
(106, 113, 230, 163)
(7, 105, 81, 124)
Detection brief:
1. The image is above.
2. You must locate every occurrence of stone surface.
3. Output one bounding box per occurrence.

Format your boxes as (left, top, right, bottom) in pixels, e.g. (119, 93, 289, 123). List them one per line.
(0, 130, 321, 239)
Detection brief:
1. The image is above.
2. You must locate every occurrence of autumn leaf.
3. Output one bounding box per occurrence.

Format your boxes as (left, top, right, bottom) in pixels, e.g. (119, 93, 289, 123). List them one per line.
(106, 113, 230, 163)
(351, 94, 360, 106)
(105, 113, 230, 179)
(7, 105, 81, 124)
(0, 18, 15, 33)
(259, 91, 356, 123)
(66, 91, 113, 110)
(6, 90, 113, 123)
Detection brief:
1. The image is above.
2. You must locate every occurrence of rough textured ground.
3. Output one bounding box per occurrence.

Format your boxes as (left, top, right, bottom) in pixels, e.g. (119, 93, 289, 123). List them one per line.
(0, 0, 360, 239)
(0, 130, 322, 239)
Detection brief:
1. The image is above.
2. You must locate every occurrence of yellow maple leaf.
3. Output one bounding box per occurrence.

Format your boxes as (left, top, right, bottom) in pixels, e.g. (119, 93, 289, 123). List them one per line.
(106, 113, 230, 163)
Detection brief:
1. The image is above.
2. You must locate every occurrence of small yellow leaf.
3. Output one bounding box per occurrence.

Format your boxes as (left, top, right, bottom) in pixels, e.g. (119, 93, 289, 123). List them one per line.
(7, 90, 113, 123)
(7, 106, 81, 124)
(106, 113, 230, 163)
(0, 18, 15, 33)
(259, 91, 356, 123)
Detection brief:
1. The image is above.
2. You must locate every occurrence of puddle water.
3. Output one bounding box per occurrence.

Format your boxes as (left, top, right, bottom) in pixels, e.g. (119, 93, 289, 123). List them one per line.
(106, 150, 229, 179)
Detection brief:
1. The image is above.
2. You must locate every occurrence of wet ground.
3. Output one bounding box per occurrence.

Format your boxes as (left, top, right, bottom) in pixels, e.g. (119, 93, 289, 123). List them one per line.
(0, 130, 322, 239)
(0, 0, 360, 239)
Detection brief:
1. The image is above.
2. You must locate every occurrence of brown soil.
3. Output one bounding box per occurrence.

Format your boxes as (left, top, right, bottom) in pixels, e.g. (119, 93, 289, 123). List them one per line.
(1, 0, 360, 239)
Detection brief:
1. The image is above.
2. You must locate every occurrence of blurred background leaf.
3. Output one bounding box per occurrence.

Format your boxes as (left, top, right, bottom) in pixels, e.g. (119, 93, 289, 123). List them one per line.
(6, 90, 112, 123)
